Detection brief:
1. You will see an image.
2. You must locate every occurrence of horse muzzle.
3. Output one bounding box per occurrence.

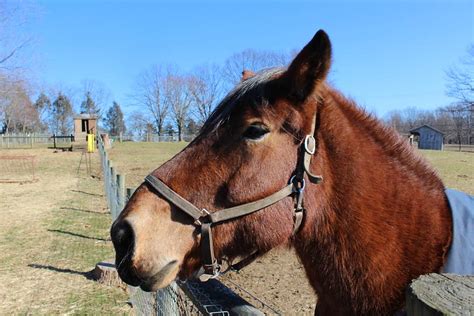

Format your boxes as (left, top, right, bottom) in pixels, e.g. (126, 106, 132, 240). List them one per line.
(111, 218, 181, 291)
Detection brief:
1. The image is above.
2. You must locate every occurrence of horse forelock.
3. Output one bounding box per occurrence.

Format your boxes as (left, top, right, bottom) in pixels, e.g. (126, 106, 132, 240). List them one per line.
(198, 67, 286, 137)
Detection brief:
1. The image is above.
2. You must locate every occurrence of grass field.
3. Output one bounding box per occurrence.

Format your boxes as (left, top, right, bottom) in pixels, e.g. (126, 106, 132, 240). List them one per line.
(0, 148, 129, 315)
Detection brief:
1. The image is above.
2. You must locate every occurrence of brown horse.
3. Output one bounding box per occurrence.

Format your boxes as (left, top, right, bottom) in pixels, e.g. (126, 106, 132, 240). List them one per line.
(111, 30, 452, 315)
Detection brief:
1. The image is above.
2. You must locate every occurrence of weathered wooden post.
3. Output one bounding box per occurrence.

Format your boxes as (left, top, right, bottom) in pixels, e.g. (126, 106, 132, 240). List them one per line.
(110, 164, 116, 219)
(116, 173, 125, 219)
(406, 273, 474, 315)
(126, 188, 133, 202)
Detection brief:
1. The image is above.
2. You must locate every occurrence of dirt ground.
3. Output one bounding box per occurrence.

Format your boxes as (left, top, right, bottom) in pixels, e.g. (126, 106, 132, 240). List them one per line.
(220, 249, 316, 314)
(0, 148, 129, 315)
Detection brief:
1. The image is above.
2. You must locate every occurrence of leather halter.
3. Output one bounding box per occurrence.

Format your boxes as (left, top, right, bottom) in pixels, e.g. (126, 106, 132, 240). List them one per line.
(144, 119, 322, 281)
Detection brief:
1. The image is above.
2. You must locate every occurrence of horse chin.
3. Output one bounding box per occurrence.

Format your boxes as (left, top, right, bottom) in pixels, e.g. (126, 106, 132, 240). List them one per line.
(138, 260, 180, 292)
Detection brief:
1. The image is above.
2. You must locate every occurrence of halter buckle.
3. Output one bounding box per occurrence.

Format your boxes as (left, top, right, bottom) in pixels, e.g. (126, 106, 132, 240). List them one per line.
(198, 261, 221, 282)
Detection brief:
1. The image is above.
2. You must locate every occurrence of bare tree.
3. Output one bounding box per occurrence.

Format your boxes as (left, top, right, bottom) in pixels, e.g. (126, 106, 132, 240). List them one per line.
(128, 110, 152, 140)
(222, 49, 291, 86)
(80, 79, 110, 117)
(0, 1, 36, 72)
(445, 45, 474, 145)
(132, 66, 170, 135)
(163, 74, 193, 141)
(446, 45, 474, 105)
(441, 103, 471, 149)
(0, 76, 38, 133)
(189, 63, 223, 124)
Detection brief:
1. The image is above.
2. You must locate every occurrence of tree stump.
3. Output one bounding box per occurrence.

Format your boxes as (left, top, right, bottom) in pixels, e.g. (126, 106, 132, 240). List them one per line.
(406, 273, 474, 315)
(93, 260, 125, 289)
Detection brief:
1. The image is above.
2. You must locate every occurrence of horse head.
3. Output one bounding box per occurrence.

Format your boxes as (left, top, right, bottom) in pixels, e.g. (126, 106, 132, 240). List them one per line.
(111, 30, 331, 291)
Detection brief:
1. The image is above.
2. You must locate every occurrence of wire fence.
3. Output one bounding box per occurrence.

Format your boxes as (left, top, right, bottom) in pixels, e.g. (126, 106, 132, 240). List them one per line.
(108, 133, 197, 143)
(97, 135, 267, 315)
(0, 133, 74, 149)
(0, 155, 37, 183)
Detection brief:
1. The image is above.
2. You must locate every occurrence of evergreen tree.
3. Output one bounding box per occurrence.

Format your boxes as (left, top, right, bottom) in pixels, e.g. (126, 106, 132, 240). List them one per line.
(185, 118, 199, 135)
(34, 92, 51, 130)
(165, 123, 175, 136)
(80, 91, 101, 116)
(51, 93, 73, 135)
(104, 101, 126, 135)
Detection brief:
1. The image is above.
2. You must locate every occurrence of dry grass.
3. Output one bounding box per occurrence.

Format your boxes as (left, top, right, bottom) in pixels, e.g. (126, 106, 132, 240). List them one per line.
(108, 142, 473, 194)
(0, 148, 130, 315)
(421, 150, 473, 194)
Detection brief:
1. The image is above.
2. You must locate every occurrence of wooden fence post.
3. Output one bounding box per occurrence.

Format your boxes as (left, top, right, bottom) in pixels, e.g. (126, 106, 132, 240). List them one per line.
(110, 165, 117, 220)
(126, 188, 133, 202)
(116, 173, 125, 217)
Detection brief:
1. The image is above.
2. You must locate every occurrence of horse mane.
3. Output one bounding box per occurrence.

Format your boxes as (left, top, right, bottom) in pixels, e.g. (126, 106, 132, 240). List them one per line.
(324, 87, 444, 190)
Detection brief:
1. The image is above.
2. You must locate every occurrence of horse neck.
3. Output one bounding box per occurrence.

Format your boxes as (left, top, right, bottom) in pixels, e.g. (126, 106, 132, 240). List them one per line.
(293, 87, 451, 313)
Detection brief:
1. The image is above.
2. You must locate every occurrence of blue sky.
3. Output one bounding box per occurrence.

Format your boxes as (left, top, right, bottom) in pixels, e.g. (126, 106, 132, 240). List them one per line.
(33, 0, 473, 118)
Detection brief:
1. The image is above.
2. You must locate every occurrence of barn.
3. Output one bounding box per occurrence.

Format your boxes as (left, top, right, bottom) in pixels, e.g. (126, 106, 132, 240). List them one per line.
(410, 125, 444, 150)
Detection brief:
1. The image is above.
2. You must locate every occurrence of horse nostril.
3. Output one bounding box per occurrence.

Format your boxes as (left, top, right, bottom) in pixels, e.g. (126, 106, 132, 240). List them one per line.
(111, 220, 135, 256)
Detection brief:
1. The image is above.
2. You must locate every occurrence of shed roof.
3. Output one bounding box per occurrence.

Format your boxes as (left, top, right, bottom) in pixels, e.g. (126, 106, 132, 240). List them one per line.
(74, 113, 98, 120)
(409, 124, 445, 135)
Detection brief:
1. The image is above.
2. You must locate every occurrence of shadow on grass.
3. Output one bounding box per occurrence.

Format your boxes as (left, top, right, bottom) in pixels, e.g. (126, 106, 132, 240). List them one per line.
(28, 263, 95, 280)
(47, 229, 110, 242)
(71, 189, 103, 197)
(60, 206, 108, 215)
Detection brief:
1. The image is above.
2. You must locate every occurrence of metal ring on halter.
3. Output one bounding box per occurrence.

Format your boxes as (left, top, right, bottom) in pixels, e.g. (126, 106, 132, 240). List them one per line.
(289, 175, 306, 192)
(304, 135, 316, 155)
(195, 208, 211, 226)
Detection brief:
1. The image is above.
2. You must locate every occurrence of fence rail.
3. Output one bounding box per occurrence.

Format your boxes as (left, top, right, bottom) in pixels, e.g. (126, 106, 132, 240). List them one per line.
(444, 144, 474, 152)
(108, 133, 196, 143)
(97, 135, 265, 315)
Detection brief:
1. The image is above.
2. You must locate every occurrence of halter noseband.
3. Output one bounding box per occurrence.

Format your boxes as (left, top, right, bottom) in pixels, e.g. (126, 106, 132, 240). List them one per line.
(144, 119, 322, 281)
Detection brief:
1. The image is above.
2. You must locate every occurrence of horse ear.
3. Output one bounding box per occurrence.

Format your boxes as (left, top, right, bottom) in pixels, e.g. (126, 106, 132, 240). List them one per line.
(241, 70, 255, 81)
(285, 30, 331, 102)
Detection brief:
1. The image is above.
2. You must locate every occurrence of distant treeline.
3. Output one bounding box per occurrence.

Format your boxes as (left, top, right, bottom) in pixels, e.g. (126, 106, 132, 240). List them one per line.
(384, 104, 473, 145)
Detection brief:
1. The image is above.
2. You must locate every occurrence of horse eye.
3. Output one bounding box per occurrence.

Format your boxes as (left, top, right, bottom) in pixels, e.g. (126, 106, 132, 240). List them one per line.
(243, 124, 269, 140)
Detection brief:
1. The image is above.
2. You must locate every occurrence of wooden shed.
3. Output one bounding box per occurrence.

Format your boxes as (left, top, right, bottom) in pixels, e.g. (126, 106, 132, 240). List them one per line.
(410, 125, 444, 150)
(74, 114, 97, 142)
